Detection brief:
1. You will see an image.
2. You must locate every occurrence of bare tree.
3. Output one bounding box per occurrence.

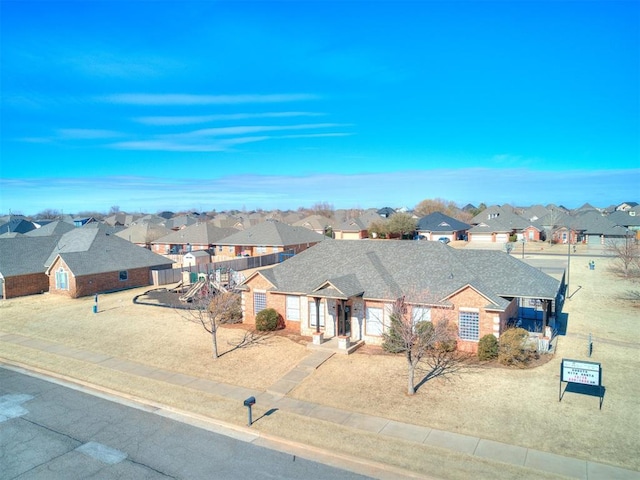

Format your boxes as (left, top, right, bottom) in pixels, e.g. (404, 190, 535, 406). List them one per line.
(543, 208, 565, 244)
(606, 234, 640, 278)
(311, 201, 335, 218)
(382, 296, 463, 395)
(34, 209, 62, 220)
(181, 287, 258, 359)
(414, 198, 461, 218)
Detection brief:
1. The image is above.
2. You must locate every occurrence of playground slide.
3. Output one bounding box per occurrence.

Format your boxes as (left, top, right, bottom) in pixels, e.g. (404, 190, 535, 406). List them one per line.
(179, 279, 206, 302)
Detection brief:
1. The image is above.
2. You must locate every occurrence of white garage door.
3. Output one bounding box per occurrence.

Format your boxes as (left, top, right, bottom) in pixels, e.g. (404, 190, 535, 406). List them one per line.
(471, 234, 493, 243)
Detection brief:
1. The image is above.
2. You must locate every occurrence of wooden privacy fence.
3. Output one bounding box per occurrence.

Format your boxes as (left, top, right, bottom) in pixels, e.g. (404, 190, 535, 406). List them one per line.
(151, 250, 293, 286)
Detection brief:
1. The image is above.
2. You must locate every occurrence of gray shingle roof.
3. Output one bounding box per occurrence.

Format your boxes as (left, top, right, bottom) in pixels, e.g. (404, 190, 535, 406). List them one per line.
(574, 211, 628, 235)
(153, 222, 239, 245)
(45, 228, 173, 275)
(468, 218, 512, 233)
(115, 222, 173, 244)
(25, 221, 75, 237)
(0, 236, 62, 276)
(608, 211, 640, 227)
(416, 212, 470, 232)
(217, 220, 327, 246)
(248, 240, 561, 310)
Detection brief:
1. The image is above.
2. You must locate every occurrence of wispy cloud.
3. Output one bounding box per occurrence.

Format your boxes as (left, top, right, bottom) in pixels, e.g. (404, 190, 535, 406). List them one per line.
(56, 129, 123, 140)
(109, 136, 271, 152)
(134, 111, 325, 126)
(167, 123, 349, 138)
(106, 122, 352, 152)
(108, 131, 352, 152)
(102, 93, 320, 106)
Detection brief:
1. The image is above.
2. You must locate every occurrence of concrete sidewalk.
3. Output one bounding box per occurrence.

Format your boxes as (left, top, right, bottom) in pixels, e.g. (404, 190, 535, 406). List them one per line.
(1, 332, 638, 480)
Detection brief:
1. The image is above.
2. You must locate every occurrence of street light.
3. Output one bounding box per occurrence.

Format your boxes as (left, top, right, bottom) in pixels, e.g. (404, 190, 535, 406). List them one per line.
(521, 238, 525, 259)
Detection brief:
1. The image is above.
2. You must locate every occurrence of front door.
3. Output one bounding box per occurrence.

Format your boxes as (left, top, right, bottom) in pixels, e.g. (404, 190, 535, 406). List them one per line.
(337, 303, 351, 336)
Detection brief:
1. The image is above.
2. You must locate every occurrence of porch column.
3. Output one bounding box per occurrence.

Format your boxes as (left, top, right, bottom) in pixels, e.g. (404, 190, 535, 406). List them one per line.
(541, 299, 548, 329)
(313, 296, 321, 333)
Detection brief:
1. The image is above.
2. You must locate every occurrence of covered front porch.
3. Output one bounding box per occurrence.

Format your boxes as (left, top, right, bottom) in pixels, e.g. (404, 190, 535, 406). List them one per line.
(305, 274, 366, 354)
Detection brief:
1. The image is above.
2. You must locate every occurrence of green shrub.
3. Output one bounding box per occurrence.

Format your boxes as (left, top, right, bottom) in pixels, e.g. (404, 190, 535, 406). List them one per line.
(478, 334, 499, 360)
(382, 314, 406, 353)
(255, 308, 281, 331)
(498, 327, 534, 367)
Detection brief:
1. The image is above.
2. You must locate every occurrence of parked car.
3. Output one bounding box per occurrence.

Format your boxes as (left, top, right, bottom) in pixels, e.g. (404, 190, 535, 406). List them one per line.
(438, 237, 450, 244)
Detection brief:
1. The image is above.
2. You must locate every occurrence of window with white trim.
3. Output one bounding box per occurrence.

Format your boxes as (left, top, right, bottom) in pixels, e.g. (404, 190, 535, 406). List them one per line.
(286, 295, 300, 321)
(366, 306, 384, 336)
(55, 268, 68, 290)
(459, 311, 480, 341)
(411, 305, 431, 325)
(309, 300, 325, 327)
(253, 292, 266, 315)
(256, 246, 267, 254)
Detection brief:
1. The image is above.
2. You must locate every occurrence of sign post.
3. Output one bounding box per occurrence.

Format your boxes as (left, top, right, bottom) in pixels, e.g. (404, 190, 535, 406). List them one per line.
(559, 358, 603, 409)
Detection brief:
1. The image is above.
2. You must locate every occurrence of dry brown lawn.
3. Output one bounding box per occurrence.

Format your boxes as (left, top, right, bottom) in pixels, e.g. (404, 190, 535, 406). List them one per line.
(0, 253, 638, 475)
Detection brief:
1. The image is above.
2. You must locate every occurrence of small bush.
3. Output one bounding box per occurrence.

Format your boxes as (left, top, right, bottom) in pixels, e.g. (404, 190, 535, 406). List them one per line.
(498, 327, 534, 367)
(382, 314, 406, 353)
(255, 308, 281, 331)
(478, 334, 499, 360)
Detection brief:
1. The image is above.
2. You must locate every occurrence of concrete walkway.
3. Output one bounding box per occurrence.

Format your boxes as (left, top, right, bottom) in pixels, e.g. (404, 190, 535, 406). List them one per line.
(1, 332, 638, 480)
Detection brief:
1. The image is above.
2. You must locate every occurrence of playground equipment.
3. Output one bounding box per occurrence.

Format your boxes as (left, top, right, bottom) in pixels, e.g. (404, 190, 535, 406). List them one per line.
(178, 269, 244, 303)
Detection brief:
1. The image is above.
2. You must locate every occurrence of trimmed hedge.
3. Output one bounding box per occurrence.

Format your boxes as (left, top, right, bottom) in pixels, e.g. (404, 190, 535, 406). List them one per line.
(478, 334, 499, 360)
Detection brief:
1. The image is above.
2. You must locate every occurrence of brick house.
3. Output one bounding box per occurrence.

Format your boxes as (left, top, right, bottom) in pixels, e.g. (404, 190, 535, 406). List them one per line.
(215, 219, 327, 258)
(240, 240, 562, 354)
(0, 236, 61, 299)
(522, 224, 544, 242)
(415, 211, 470, 242)
(45, 228, 173, 298)
(151, 222, 239, 255)
(467, 219, 513, 243)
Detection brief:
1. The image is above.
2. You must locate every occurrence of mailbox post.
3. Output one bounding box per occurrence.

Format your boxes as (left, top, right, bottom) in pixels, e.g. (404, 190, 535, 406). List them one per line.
(243, 396, 256, 426)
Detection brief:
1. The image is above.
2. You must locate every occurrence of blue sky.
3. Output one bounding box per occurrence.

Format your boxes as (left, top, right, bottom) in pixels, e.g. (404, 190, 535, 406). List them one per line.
(1, 0, 638, 215)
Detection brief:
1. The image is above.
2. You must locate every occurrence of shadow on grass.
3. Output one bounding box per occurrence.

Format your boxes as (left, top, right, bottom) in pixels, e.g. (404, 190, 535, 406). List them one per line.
(254, 408, 279, 423)
(413, 352, 475, 393)
(560, 383, 606, 409)
(555, 312, 569, 336)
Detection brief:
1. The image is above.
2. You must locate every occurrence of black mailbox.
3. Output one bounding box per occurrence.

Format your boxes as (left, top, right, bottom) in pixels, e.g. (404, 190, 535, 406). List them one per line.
(243, 396, 256, 426)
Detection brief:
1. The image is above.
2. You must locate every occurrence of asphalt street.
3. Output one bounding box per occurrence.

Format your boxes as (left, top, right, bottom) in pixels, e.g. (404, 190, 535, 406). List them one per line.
(0, 367, 370, 480)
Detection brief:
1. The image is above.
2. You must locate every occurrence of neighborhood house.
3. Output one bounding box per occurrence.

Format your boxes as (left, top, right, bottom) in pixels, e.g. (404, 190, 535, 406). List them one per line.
(240, 240, 563, 353)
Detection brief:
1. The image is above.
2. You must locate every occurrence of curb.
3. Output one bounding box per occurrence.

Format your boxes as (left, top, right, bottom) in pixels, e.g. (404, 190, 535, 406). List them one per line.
(0, 359, 435, 480)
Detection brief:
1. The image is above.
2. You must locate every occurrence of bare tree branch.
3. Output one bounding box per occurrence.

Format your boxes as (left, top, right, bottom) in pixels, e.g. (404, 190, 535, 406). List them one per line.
(176, 285, 251, 359)
(382, 295, 466, 395)
(606, 235, 640, 278)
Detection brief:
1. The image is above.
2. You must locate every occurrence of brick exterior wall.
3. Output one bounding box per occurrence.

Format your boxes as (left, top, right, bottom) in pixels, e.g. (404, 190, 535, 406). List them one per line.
(49, 257, 158, 298)
(446, 286, 516, 353)
(241, 274, 275, 324)
(222, 242, 321, 258)
(523, 226, 542, 241)
(242, 274, 519, 354)
(2, 273, 50, 299)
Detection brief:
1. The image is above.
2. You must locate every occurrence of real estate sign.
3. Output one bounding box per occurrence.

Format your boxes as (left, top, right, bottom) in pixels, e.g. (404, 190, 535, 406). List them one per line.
(561, 359, 601, 386)
(559, 358, 604, 409)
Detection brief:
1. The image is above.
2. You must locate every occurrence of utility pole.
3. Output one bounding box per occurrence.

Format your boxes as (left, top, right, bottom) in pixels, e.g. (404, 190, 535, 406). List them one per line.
(566, 229, 571, 297)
